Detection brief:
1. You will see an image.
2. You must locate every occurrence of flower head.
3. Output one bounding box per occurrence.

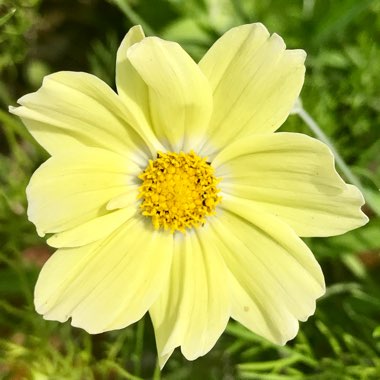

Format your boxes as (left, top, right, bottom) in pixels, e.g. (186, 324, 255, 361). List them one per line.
(10, 24, 368, 367)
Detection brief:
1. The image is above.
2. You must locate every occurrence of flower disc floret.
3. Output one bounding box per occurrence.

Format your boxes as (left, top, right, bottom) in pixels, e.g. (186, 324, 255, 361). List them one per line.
(138, 151, 221, 232)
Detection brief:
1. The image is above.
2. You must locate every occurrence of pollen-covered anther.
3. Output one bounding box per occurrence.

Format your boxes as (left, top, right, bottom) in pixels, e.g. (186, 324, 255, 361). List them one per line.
(138, 151, 221, 233)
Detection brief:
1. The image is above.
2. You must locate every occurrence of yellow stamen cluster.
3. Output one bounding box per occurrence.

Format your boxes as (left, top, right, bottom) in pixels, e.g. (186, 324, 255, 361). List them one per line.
(138, 151, 221, 233)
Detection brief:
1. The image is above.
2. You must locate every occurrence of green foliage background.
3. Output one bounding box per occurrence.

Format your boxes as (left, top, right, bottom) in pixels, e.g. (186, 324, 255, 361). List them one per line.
(0, 0, 379, 379)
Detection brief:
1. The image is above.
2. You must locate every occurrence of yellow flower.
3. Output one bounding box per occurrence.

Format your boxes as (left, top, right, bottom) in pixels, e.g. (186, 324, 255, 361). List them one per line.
(10, 24, 368, 367)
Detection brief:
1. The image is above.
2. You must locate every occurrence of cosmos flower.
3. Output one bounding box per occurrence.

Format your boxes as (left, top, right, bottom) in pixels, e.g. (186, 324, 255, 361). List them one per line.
(10, 23, 367, 367)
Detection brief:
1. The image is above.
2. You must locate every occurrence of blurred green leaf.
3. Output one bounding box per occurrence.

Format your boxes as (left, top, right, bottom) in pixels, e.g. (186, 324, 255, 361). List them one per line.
(0, 7, 16, 27)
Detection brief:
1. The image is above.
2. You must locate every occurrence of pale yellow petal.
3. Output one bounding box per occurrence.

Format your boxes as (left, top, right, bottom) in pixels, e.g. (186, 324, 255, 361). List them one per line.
(115, 26, 164, 154)
(35, 218, 173, 333)
(47, 206, 137, 248)
(27, 147, 140, 237)
(211, 202, 325, 345)
(198, 23, 305, 156)
(116, 25, 147, 111)
(9, 71, 158, 160)
(150, 228, 230, 366)
(127, 36, 213, 152)
(213, 133, 368, 237)
(157, 350, 174, 370)
(106, 191, 140, 211)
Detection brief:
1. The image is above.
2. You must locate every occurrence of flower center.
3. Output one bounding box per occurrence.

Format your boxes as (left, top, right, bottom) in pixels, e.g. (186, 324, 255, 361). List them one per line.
(138, 151, 221, 233)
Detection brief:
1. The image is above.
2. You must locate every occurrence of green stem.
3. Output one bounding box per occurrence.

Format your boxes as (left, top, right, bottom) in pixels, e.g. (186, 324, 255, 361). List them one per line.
(111, 0, 155, 36)
(134, 317, 145, 376)
(152, 360, 161, 380)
